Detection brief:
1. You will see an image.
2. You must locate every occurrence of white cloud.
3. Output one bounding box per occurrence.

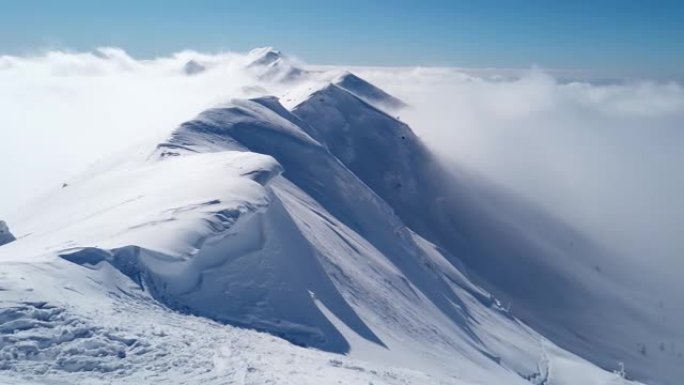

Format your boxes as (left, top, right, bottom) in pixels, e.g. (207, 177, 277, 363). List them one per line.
(357, 67, 684, 284)
(0, 48, 263, 218)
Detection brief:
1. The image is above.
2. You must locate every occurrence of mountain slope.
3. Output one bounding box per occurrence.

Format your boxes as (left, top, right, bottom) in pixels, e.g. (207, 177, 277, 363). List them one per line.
(292, 80, 683, 384)
(0, 62, 655, 385)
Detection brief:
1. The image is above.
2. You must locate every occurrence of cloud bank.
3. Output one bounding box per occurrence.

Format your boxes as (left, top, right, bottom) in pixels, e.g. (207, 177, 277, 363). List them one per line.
(0, 48, 266, 217)
(0, 48, 682, 288)
(357, 67, 684, 287)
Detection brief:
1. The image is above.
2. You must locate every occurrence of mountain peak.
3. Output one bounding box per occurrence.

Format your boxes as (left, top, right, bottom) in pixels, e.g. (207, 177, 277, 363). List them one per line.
(0, 220, 15, 246)
(331, 72, 407, 110)
(294, 81, 412, 141)
(182, 59, 205, 76)
(247, 46, 284, 67)
(246, 47, 304, 82)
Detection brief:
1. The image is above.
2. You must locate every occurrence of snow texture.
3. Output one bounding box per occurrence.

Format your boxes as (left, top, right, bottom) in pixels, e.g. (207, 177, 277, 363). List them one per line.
(0, 49, 671, 385)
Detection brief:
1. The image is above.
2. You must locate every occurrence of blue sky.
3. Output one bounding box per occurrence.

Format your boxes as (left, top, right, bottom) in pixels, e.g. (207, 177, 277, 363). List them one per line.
(2, 0, 683, 79)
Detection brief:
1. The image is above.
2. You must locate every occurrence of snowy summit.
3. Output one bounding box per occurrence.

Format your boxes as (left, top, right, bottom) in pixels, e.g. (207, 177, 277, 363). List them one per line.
(0, 48, 679, 385)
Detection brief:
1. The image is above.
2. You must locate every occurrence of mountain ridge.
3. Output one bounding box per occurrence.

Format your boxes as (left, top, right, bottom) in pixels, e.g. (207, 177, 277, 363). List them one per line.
(0, 52, 674, 385)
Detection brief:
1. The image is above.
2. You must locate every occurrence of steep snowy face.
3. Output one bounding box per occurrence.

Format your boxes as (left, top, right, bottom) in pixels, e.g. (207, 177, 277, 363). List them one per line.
(292, 80, 683, 384)
(0, 220, 14, 246)
(151, 92, 646, 384)
(291, 83, 430, 208)
(154, 96, 491, 356)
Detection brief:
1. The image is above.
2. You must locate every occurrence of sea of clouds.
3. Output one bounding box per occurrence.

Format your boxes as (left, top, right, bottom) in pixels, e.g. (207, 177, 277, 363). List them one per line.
(359, 67, 684, 287)
(1, 48, 682, 286)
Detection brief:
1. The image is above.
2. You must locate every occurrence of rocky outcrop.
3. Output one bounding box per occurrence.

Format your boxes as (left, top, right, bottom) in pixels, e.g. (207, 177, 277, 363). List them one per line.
(0, 220, 15, 246)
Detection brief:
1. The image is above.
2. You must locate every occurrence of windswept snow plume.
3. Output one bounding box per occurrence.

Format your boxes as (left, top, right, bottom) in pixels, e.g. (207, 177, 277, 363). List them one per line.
(0, 48, 681, 385)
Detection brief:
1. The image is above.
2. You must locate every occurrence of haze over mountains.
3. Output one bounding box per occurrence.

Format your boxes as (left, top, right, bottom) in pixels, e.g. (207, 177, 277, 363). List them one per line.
(0, 48, 681, 385)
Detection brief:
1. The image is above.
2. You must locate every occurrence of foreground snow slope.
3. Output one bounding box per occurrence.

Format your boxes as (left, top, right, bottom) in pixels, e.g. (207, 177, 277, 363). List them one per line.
(0, 49, 667, 384)
(0, 261, 477, 385)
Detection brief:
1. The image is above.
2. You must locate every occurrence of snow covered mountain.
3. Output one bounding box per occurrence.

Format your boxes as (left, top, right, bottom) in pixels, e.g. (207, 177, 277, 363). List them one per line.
(290, 68, 683, 384)
(0, 48, 678, 385)
(0, 221, 13, 246)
